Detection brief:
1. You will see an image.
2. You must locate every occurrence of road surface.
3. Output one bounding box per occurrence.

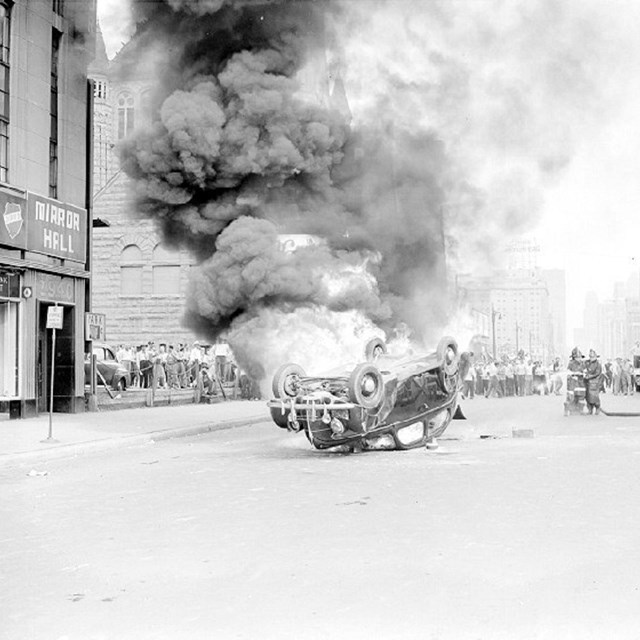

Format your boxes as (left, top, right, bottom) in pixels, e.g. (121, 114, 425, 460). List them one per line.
(2, 394, 640, 639)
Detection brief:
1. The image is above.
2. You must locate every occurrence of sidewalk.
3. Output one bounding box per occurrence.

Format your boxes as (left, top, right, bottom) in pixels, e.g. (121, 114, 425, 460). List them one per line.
(0, 400, 269, 468)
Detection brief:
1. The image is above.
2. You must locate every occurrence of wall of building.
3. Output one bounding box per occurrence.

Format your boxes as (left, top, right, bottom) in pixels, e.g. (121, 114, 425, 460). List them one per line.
(0, 1, 96, 417)
(11, 2, 93, 205)
(91, 174, 196, 346)
(88, 36, 198, 348)
(456, 268, 557, 361)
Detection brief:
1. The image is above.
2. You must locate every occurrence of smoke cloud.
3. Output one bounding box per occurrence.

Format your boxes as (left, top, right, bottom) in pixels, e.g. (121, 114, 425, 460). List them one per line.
(119, 0, 614, 378)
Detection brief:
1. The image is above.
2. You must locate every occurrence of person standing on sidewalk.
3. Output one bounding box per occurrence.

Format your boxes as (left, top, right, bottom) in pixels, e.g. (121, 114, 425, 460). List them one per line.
(514, 358, 526, 396)
(505, 360, 515, 397)
(154, 344, 168, 389)
(524, 360, 534, 396)
(497, 360, 507, 397)
(622, 358, 634, 395)
(485, 360, 500, 398)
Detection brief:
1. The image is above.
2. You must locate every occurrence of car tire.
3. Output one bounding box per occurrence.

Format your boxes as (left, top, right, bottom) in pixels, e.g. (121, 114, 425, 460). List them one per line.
(364, 337, 387, 362)
(348, 363, 384, 409)
(272, 363, 306, 398)
(113, 377, 126, 392)
(270, 406, 291, 429)
(436, 336, 459, 376)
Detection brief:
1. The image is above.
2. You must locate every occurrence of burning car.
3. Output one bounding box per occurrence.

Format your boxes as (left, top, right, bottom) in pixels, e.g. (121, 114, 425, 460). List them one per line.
(267, 336, 467, 451)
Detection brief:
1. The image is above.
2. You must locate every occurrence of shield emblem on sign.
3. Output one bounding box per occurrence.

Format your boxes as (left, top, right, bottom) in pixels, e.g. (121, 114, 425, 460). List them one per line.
(3, 202, 23, 239)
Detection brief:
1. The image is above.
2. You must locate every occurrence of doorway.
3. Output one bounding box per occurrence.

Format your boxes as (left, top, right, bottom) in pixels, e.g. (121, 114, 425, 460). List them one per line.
(37, 303, 75, 413)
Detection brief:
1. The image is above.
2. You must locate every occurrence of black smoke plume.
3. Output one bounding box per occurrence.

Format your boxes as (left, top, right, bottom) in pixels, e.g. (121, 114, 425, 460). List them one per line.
(119, 0, 454, 375)
(119, 0, 610, 378)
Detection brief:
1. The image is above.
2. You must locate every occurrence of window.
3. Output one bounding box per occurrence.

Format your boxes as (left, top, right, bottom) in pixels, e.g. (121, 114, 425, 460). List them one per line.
(152, 243, 181, 294)
(0, 3, 10, 182)
(120, 244, 143, 295)
(53, 0, 64, 16)
(117, 93, 135, 139)
(94, 80, 108, 101)
(49, 29, 61, 198)
(0, 300, 19, 398)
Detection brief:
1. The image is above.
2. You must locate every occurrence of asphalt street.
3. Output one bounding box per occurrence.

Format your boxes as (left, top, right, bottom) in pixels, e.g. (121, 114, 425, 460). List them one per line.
(2, 394, 640, 640)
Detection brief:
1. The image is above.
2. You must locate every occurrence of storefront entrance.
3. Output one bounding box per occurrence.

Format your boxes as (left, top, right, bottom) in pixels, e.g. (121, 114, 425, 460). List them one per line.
(37, 303, 75, 413)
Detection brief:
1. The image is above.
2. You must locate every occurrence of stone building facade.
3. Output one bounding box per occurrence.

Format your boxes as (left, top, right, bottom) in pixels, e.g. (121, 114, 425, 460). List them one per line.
(88, 26, 196, 347)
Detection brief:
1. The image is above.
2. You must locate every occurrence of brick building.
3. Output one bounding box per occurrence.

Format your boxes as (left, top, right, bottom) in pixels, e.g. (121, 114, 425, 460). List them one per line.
(0, 1, 96, 418)
(88, 26, 196, 347)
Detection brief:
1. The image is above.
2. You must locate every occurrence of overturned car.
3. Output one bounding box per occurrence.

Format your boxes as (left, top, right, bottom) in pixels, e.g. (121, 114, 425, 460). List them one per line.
(267, 336, 467, 451)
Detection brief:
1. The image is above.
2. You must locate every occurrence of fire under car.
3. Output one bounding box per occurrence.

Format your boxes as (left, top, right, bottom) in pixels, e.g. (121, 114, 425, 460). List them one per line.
(267, 336, 468, 451)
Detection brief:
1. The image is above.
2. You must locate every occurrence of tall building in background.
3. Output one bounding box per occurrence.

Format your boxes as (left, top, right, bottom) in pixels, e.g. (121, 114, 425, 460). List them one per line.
(576, 269, 640, 359)
(542, 269, 567, 359)
(506, 238, 541, 271)
(456, 238, 566, 361)
(0, 1, 96, 418)
(457, 271, 553, 360)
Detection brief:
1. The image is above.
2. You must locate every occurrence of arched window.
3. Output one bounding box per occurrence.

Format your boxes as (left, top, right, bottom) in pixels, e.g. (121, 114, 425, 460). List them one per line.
(120, 244, 143, 295)
(152, 243, 181, 295)
(117, 92, 135, 139)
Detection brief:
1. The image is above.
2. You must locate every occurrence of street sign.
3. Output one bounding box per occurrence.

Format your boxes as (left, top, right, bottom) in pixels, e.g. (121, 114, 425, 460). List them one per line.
(46, 305, 63, 330)
(85, 312, 106, 341)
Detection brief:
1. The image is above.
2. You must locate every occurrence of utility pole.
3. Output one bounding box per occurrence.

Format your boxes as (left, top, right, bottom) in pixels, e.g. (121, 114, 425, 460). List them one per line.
(491, 305, 500, 360)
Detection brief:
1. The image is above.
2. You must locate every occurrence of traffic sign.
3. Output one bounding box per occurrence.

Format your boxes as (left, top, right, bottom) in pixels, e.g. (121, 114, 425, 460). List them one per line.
(46, 305, 63, 330)
(85, 312, 106, 341)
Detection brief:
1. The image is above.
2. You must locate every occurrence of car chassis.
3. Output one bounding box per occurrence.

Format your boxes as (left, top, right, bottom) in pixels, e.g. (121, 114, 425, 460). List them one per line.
(267, 336, 466, 451)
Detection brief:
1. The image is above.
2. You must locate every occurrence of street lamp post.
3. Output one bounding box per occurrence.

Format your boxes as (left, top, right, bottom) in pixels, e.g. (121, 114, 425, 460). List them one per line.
(491, 305, 501, 360)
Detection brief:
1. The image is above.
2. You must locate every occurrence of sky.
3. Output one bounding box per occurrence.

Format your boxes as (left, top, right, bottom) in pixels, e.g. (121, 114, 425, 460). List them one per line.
(96, 0, 640, 338)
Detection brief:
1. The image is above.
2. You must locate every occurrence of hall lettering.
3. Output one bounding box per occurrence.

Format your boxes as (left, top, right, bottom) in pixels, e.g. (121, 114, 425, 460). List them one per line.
(43, 228, 74, 254)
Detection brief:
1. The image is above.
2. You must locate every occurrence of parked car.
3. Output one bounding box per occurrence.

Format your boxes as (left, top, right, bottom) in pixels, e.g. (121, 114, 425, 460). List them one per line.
(84, 343, 130, 391)
(267, 336, 467, 451)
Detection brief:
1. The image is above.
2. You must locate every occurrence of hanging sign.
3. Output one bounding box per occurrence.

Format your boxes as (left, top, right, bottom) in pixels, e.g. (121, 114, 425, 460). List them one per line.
(27, 193, 87, 263)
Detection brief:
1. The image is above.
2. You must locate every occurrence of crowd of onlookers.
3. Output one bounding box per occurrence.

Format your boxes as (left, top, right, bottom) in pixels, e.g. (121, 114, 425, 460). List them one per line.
(114, 340, 237, 395)
(461, 355, 562, 399)
(601, 357, 637, 395)
(462, 350, 639, 400)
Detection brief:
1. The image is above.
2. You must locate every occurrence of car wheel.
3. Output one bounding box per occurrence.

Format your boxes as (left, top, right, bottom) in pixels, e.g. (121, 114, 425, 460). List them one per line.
(272, 363, 306, 398)
(113, 377, 126, 392)
(364, 337, 387, 362)
(270, 406, 291, 429)
(348, 364, 384, 409)
(436, 336, 459, 376)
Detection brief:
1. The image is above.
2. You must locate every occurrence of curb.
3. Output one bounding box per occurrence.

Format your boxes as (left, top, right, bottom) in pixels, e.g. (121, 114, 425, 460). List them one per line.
(0, 414, 269, 468)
